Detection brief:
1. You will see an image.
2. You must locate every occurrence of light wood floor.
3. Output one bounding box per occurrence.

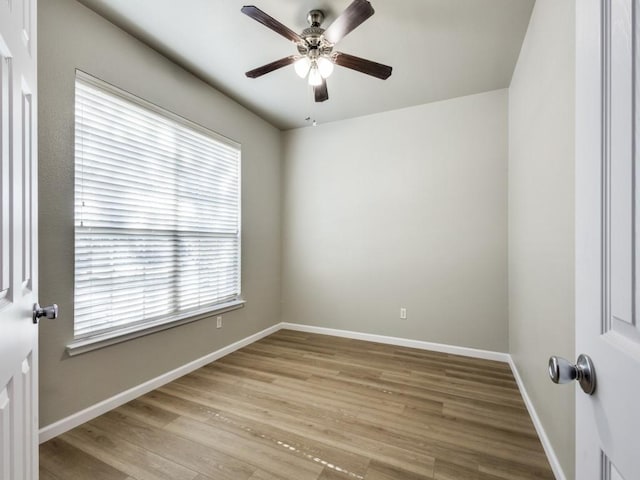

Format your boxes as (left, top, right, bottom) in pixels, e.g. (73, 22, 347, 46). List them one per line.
(40, 330, 554, 480)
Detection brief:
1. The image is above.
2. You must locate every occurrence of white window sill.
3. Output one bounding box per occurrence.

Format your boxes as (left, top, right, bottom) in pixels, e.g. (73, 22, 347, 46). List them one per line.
(66, 299, 246, 356)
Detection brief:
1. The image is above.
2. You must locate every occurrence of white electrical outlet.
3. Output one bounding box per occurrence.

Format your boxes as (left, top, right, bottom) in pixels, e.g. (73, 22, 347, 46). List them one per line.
(216, 316, 222, 329)
(400, 308, 407, 319)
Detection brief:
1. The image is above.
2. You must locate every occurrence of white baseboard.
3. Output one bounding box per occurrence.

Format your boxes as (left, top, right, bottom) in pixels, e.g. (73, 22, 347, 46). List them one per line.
(38, 323, 281, 444)
(280, 322, 511, 363)
(508, 357, 566, 480)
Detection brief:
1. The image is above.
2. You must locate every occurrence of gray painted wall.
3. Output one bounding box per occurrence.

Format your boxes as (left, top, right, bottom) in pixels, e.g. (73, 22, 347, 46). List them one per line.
(38, 5, 578, 476)
(38, 0, 282, 427)
(281, 90, 509, 352)
(508, 0, 576, 478)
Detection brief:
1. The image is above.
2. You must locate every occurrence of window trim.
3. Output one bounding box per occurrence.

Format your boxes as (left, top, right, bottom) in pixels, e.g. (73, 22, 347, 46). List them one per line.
(66, 299, 245, 356)
(69, 70, 243, 355)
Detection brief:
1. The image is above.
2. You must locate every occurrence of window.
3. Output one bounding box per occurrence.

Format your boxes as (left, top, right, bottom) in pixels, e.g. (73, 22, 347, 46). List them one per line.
(73, 71, 241, 344)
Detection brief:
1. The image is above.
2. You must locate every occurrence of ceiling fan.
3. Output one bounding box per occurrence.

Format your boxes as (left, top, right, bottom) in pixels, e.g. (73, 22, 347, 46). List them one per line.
(241, 0, 392, 103)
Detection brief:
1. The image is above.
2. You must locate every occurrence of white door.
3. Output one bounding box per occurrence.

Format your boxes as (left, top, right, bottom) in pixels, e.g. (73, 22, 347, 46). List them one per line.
(0, 0, 39, 478)
(575, 0, 640, 479)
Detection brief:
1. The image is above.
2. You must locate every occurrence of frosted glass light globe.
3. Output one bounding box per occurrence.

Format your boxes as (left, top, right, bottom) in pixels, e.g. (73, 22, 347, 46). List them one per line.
(308, 66, 323, 86)
(317, 57, 334, 78)
(294, 57, 311, 78)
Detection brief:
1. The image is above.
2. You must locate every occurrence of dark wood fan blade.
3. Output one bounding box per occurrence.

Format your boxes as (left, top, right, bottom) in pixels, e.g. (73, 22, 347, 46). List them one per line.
(246, 56, 297, 78)
(323, 0, 375, 45)
(333, 52, 392, 79)
(241, 6, 303, 44)
(314, 79, 329, 102)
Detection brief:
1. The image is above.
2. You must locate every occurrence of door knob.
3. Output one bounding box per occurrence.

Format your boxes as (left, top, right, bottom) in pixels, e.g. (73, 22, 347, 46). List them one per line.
(33, 303, 58, 324)
(548, 354, 596, 395)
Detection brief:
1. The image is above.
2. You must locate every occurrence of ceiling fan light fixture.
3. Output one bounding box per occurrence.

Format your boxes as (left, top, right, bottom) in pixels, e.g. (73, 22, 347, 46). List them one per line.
(242, 1, 393, 103)
(294, 56, 311, 78)
(308, 64, 323, 86)
(317, 56, 334, 78)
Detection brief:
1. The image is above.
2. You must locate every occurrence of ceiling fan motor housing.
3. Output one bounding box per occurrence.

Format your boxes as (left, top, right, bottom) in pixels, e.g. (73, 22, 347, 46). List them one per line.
(299, 9, 334, 57)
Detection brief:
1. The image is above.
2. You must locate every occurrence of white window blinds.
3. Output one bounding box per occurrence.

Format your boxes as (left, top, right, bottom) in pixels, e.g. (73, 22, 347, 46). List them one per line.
(74, 71, 241, 339)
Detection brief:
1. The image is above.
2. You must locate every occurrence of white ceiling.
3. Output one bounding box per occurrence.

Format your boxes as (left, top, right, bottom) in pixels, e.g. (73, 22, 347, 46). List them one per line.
(76, 0, 535, 130)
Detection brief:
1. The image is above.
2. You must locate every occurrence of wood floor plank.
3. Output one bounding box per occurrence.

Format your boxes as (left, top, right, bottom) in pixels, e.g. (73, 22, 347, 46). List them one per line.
(133, 388, 372, 477)
(38, 467, 64, 480)
(90, 407, 257, 480)
(441, 401, 535, 435)
(247, 469, 289, 480)
(191, 366, 407, 418)
(366, 459, 434, 480)
(165, 415, 324, 480)
(478, 458, 557, 480)
(158, 377, 436, 476)
(40, 437, 130, 480)
(315, 467, 356, 480)
(59, 422, 200, 480)
(433, 458, 479, 480)
(113, 397, 180, 428)
(303, 372, 445, 414)
(40, 330, 554, 480)
(204, 361, 278, 384)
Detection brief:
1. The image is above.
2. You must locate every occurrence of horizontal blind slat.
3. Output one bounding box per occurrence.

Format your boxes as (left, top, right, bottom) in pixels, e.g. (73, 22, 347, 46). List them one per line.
(74, 73, 241, 339)
(75, 132, 240, 177)
(76, 85, 239, 158)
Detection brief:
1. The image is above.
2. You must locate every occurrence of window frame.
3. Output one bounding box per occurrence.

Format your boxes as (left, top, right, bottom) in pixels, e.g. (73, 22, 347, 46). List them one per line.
(67, 70, 244, 356)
